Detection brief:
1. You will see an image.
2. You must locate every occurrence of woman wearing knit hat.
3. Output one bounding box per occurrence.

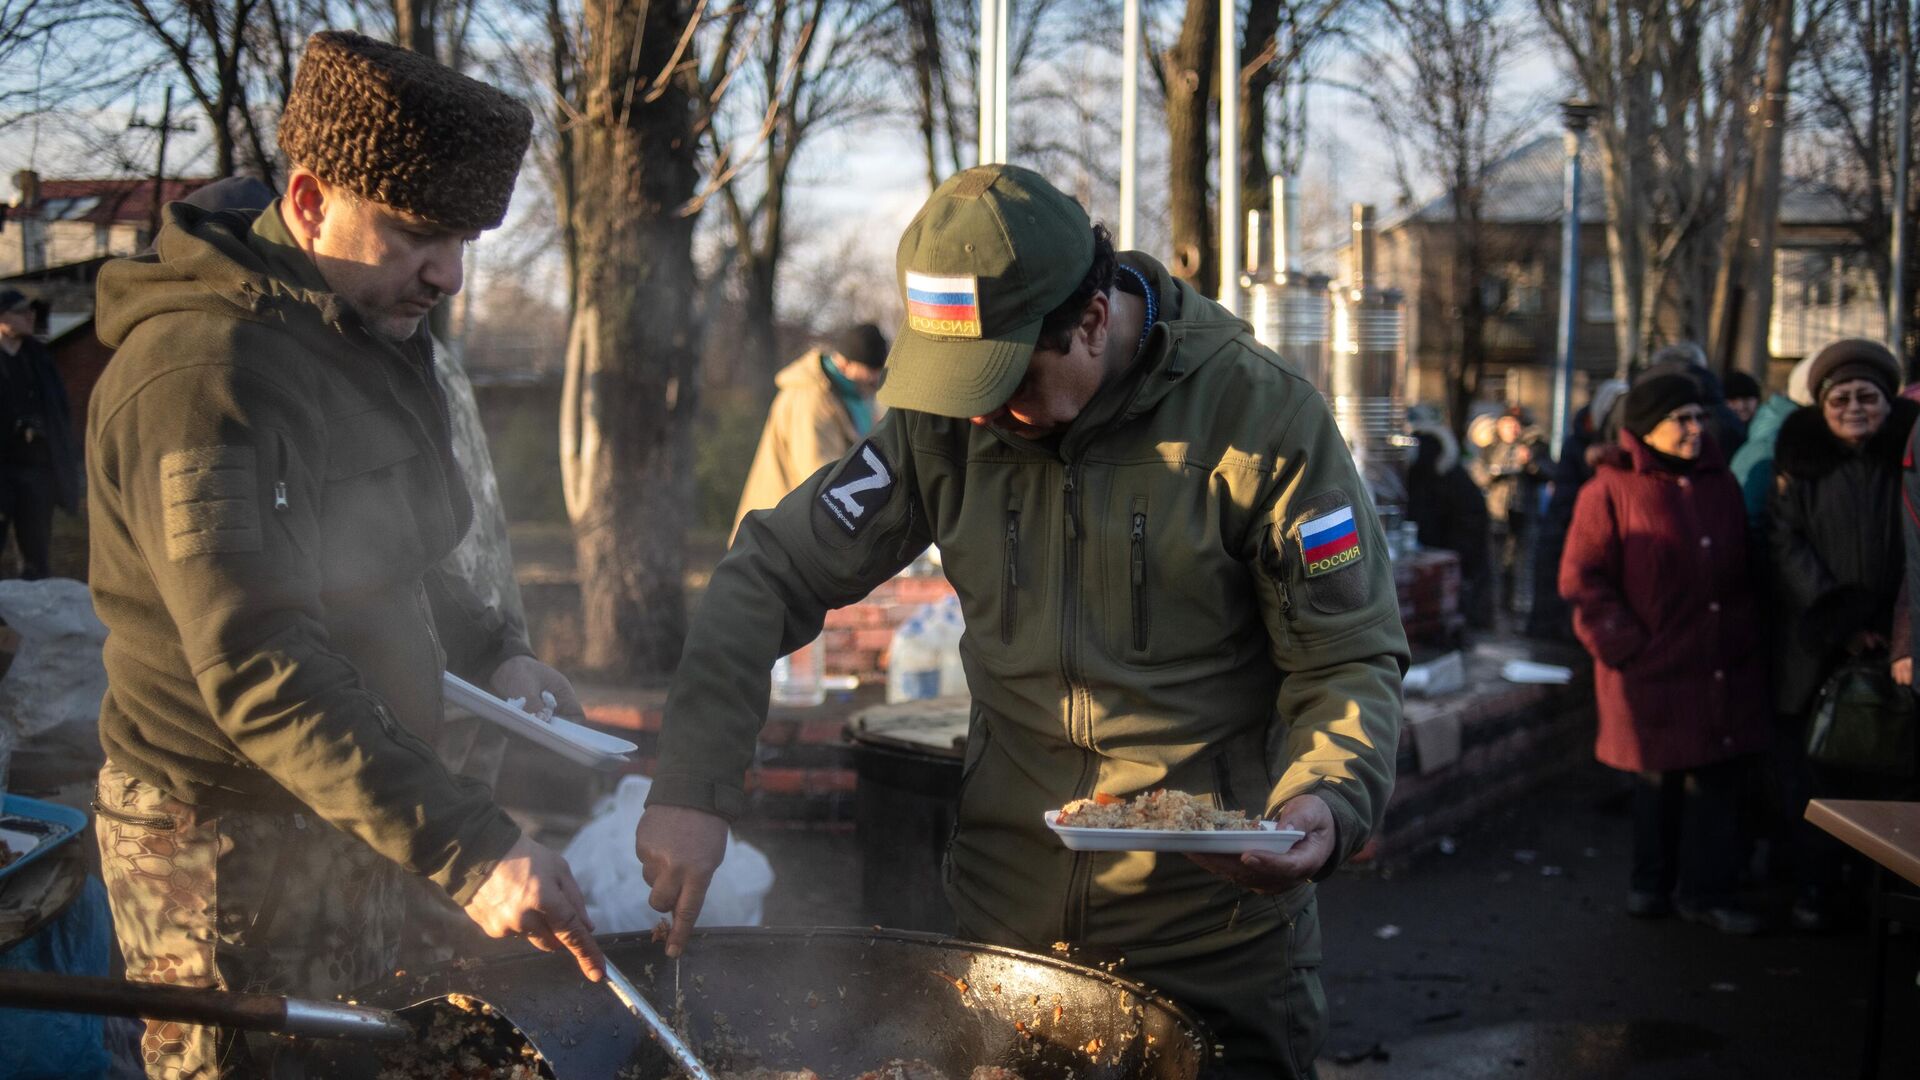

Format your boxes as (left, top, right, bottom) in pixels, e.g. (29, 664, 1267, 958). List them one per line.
(1561, 373, 1771, 935)
(1768, 337, 1916, 931)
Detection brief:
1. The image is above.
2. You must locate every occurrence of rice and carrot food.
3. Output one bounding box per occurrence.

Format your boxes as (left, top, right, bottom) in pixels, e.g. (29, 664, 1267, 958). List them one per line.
(1054, 789, 1260, 831)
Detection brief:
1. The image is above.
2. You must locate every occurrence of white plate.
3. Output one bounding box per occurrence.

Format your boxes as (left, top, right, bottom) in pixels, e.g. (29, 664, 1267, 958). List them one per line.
(1043, 811, 1305, 854)
(441, 672, 637, 769)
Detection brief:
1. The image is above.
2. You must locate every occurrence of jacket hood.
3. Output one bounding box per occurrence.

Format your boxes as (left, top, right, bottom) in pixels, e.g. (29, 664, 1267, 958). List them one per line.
(775, 349, 831, 391)
(1115, 254, 1251, 420)
(1592, 428, 1729, 475)
(1022, 252, 1252, 460)
(1409, 418, 1461, 474)
(1742, 393, 1799, 447)
(96, 201, 357, 352)
(1773, 395, 1919, 481)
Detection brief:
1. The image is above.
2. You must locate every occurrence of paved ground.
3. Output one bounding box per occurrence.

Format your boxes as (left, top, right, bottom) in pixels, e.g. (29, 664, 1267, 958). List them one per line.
(737, 761, 1920, 1079)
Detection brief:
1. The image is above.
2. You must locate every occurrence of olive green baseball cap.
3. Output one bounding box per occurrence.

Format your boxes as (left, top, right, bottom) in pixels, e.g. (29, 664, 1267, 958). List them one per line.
(878, 164, 1095, 418)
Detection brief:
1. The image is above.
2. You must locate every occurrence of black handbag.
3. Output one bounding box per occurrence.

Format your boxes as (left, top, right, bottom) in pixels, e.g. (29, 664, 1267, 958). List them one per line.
(1806, 654, 1918, 777)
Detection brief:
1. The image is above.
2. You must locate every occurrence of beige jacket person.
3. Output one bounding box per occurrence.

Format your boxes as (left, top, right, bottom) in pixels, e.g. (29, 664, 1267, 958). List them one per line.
(731, 349, 881, 538)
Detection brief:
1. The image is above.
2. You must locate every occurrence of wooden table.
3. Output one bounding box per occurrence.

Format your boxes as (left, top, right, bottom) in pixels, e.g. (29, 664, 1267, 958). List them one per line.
(1807, 798, 1920, 1079)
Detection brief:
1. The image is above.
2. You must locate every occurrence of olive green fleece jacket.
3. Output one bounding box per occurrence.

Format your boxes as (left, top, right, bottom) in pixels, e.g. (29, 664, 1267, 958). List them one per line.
(88, 201, 528, 904)
(655, 253, 1408, 952)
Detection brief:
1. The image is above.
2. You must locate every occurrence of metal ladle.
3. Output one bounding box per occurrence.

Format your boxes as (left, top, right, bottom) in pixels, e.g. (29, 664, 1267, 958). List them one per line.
(601, 957, 716, 1080)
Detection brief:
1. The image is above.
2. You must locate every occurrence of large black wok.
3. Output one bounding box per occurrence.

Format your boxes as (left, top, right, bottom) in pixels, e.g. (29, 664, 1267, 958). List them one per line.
(313, 927, 1211, 1079)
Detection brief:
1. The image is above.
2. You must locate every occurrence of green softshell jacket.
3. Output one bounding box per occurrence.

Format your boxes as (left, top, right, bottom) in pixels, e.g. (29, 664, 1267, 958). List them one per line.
(87, 202, 527, 904)
(655, 254, 1408, 953)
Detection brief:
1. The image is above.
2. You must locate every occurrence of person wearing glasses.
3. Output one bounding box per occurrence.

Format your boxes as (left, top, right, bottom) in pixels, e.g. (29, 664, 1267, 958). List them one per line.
(1561, 372, 1771, 935)
(1769, 339, 1916, 931)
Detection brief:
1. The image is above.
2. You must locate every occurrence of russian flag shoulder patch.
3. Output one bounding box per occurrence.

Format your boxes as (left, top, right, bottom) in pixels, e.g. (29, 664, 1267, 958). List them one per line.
(1298, 502, 1362, 577)
(905, 271, 983, 339)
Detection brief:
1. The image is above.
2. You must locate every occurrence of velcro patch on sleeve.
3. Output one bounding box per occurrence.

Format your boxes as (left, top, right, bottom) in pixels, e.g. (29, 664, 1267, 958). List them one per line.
(817, 440, 896, 537)
(161, 446, 262, 561)
(1289, 490, 1371, 613)
(1299, 503, 1362, 576)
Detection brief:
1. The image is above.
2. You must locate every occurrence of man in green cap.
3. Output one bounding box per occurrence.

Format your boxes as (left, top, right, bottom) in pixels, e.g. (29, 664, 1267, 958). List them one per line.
(636, 164, 1407, 1077)
(89, 30, 603, 1076)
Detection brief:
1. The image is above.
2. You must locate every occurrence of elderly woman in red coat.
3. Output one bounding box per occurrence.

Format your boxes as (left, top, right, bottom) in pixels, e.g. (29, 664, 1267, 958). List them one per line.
(1560, 373, 1771, 935)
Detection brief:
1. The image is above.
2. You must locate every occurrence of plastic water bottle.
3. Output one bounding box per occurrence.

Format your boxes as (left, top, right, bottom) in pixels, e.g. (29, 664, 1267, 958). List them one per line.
(933, 596, 967, 697)
(770, 637, 826, 707)
(885, 616, 943, 703)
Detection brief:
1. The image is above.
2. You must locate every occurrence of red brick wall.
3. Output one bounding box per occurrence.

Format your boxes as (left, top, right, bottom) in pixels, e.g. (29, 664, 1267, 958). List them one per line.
(819, 573, 958, 682)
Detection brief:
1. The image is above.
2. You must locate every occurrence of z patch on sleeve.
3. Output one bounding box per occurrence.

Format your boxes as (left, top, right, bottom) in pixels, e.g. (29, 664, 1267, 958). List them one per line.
(1289, 490, 1371, 614)
(161, 446, 262, 561)
(817, 440, 895, 536)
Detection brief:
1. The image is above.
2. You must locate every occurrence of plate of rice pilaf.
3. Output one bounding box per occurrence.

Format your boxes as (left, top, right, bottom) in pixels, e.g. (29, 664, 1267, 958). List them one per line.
(1044, 790, 1305, 854)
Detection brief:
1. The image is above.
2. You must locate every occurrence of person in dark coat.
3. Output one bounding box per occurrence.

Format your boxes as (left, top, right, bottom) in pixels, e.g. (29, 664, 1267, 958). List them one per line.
(1770, 338, 1918, 930)
(1601, 341, 1749, 457)
(1723, 369, 1763, 426)
(0, 288, 80, 579)
(1407, 417, 1494, 628)
(1527, 379, 1628, 642)
(1561, 373, 1771, 934)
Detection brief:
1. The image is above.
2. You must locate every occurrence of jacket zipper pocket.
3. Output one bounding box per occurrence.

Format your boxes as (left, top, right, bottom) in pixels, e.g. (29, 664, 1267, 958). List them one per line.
(1129, 497, 1149, 651)
(1211, 754, 1244, 812)
(1001, 510, 1021, 645)
(91, 799, 176, 831)
(268, 431, 313, 561)
(945, 717, 994, 885)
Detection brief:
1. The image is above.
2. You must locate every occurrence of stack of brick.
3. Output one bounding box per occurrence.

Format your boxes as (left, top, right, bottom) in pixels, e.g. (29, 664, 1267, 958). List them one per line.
(818, 572, 958, 683)
(1394, 548, 1463, 647)
(1372, 639, 1594, 862)
(552, 684, 876, 831)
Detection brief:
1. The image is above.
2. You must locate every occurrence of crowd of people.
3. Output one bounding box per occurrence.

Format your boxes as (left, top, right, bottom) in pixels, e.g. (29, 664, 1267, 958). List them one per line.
(1408, 337, 1919, 937)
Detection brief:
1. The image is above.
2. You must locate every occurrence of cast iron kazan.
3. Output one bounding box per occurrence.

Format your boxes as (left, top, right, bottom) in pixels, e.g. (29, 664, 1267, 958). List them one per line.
(314, 927, 1212, 1079)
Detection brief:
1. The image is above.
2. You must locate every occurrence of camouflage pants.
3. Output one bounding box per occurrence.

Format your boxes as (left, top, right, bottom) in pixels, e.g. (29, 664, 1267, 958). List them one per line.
(92, 763, 403, 1079)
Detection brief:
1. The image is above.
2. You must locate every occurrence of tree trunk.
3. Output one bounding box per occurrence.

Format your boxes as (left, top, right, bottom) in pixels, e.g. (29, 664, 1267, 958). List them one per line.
(393, 0, 438, 56)
(906, 0, 944, 190)
(560, 0, 703, 678)
(1240, 0, 1281, 217)
(1733, 0, 1796, 383)
(1165, 0, 1217, 294)
(741, 253, 780, 381)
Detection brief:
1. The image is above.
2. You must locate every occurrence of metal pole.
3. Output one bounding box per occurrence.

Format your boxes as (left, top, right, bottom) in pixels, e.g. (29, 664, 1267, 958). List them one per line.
(1552, 103, 1596, 461)
(152, 85, 173, 241)
(1120, 0, 1139, 250)
(994, 0, 1011, 162)
(1218, 0, 1239, 313)
(1890, 0, 1913, 359)
(978, 0, 997, 165)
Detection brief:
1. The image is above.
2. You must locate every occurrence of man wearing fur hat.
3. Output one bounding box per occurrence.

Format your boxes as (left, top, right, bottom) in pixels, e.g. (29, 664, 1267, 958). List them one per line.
(87, 31, 604, 1075)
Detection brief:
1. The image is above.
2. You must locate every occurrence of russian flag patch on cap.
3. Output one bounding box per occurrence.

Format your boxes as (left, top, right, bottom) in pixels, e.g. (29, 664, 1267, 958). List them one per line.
(905, 272, 983, 339)
(1299, 504, 1362, 576)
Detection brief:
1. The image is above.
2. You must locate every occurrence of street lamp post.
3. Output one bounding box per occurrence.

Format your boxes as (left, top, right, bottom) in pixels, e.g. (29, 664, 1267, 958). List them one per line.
(1551, 102, 1598, 461)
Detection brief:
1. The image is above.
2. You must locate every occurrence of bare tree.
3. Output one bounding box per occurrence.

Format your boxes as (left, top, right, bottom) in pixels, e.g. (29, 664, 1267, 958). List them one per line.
(1364, 0, 1530, 431)
(1707, 0, 1809, 380)
(1154, 0, 1350, 295)
(0, 0, 151, 134)
(1799, 0, 1919, 361)
(1159, 0, 1217, 289)
(706, 0, 893, 381)
(552, 0, 714, 677)
(1239, 0, 1348, 215)
(109, 0, 280, 177)
(1536, 0, 1777, 376)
